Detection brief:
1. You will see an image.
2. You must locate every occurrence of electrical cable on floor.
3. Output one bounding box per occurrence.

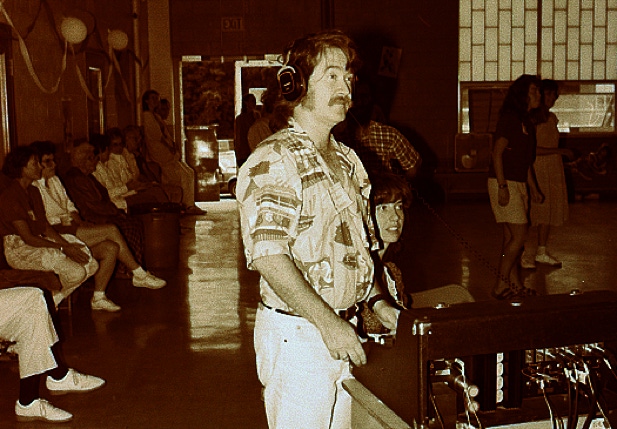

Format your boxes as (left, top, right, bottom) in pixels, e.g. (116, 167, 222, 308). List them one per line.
(580, 370, 598, 429)
(565, 375, 574, 429)
(583, 362, 609, 427)
(540, 377, 564, 429)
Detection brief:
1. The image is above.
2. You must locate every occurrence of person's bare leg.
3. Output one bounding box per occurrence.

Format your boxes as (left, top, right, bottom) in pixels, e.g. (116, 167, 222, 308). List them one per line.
(494, 222, 528, 294)
(76, 225, 139, 271)
(537, 223, 550, 248)
(89, 241, 119, 293)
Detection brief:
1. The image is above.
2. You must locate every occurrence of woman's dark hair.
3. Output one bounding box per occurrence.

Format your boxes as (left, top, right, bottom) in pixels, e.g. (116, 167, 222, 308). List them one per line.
(30, 140, 57, 157)
(541, 79, 559, 97)
(531, 78, 560, 125)
(499, 74, 541, 120)
(276, 29, 362, 120)
(370, 173, 413, 210)
(141, 89, 159, 111)
(2, 146, 37, 179)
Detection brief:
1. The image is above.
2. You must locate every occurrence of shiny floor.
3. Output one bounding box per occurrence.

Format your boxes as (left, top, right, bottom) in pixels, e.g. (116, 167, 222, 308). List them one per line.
(1, 196, 616, 428)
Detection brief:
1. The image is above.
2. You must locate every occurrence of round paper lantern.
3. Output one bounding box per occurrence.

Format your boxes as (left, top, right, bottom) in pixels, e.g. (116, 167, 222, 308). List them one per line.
(108, 30, 128, 51)
(60, 17, 87, 45)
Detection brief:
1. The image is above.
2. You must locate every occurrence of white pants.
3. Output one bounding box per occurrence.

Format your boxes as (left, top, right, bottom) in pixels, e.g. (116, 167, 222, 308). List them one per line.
(254, 305, 353, 429)
(4, 234, 98, 296)
(0, 287, 58, 378)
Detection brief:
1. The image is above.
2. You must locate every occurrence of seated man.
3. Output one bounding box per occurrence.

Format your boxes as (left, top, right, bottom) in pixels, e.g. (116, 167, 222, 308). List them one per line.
(0, 286, 105, 422)
(92, 132, 170, 211)
(30, 141, 166, 312)
(61, 139, 147, 271)
(0, 147, 98, 307)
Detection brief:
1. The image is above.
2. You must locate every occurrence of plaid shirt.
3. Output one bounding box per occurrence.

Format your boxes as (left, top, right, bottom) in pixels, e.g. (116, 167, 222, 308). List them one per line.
(356, 121, 421, 175)
(237, 120, 376, 312)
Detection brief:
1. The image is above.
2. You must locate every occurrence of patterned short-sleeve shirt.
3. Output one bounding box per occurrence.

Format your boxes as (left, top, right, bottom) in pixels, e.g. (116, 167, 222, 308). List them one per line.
(237, 120, 375, 312)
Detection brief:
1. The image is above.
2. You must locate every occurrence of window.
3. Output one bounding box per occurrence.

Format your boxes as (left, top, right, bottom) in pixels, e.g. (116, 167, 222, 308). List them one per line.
(459, 0, 617, 134)
(461, 81, 615, 133)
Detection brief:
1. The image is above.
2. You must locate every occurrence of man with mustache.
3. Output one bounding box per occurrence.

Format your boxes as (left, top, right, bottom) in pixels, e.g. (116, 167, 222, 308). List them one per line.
(236, 30, 398, 428)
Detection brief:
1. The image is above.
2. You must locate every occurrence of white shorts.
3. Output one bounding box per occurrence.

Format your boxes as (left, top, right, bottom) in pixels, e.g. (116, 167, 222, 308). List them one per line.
(488, 178, 529, 224)
(4, 234, 98, 294)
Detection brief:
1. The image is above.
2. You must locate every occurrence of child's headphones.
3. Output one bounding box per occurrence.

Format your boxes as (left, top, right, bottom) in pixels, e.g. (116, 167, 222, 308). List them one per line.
(277, 64, 306, 102)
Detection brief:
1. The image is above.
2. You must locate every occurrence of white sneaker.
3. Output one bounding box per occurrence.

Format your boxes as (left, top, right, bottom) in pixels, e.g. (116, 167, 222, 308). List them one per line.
(15, 399, 73, 422)
(535, 253, 562, 267)
(46, 368, 106, 393)
(133, 272, 167, 289)
(91, 296, 121, 312)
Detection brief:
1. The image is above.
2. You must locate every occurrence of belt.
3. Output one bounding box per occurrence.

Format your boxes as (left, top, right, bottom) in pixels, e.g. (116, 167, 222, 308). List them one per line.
(261, 302, 358, 321)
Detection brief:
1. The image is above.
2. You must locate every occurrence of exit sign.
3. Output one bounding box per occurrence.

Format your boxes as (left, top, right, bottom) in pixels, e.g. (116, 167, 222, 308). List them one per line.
(221, 16, 244, 32)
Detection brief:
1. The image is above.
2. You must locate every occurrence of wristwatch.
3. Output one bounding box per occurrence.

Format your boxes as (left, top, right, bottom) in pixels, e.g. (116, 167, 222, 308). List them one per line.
(498, 183, 508, 189)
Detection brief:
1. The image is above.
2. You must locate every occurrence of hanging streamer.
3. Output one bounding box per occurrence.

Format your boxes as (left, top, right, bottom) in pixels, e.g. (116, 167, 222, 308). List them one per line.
(110, 47, 131, 101)
(0, 2, 67, 94)
(72, 45, 98, 102)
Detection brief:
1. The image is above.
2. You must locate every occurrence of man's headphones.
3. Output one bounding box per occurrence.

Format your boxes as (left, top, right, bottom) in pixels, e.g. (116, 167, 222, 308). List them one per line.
(277, 64, 306, 102)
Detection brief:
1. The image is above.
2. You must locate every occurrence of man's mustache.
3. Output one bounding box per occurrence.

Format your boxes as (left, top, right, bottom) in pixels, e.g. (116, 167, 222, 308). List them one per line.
(329, 96, 352, 107)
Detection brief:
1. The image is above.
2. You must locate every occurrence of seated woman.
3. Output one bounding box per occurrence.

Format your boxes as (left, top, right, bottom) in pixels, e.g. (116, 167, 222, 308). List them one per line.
(122, 125, 183, 204)
(92, 131, 170, 211)
(142, 90, 205, 215)
(0, 286, 105, 422)
(0, 146, 98, 307)
(360, 174, 474, 334)
(30, 141, 166, 312)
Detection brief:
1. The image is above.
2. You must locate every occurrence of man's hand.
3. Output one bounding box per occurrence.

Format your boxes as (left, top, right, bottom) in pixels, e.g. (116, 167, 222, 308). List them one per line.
(372, 300, 399, 330)
(318, 314, 367, 367)
(61, 243, 90, 264)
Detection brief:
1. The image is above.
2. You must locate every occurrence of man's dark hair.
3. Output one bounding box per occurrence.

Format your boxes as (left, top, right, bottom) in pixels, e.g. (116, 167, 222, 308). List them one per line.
(141, 89, 159, 111)
(241, 94, 256, 114)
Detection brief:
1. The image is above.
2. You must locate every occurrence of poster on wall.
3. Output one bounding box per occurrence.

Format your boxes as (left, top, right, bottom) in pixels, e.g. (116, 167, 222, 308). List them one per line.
(378, 46, 402, 78)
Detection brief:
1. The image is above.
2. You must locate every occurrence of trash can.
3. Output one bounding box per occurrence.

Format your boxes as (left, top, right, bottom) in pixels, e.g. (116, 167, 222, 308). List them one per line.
(131, 203, 183, 270)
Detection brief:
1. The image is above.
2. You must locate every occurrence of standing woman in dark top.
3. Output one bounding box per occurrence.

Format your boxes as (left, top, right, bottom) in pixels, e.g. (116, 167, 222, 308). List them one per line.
(488, 74, 544, 299)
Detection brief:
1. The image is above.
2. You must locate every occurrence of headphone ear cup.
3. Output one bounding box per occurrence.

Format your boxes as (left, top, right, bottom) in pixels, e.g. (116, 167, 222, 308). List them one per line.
(277, 66, 305, 102)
